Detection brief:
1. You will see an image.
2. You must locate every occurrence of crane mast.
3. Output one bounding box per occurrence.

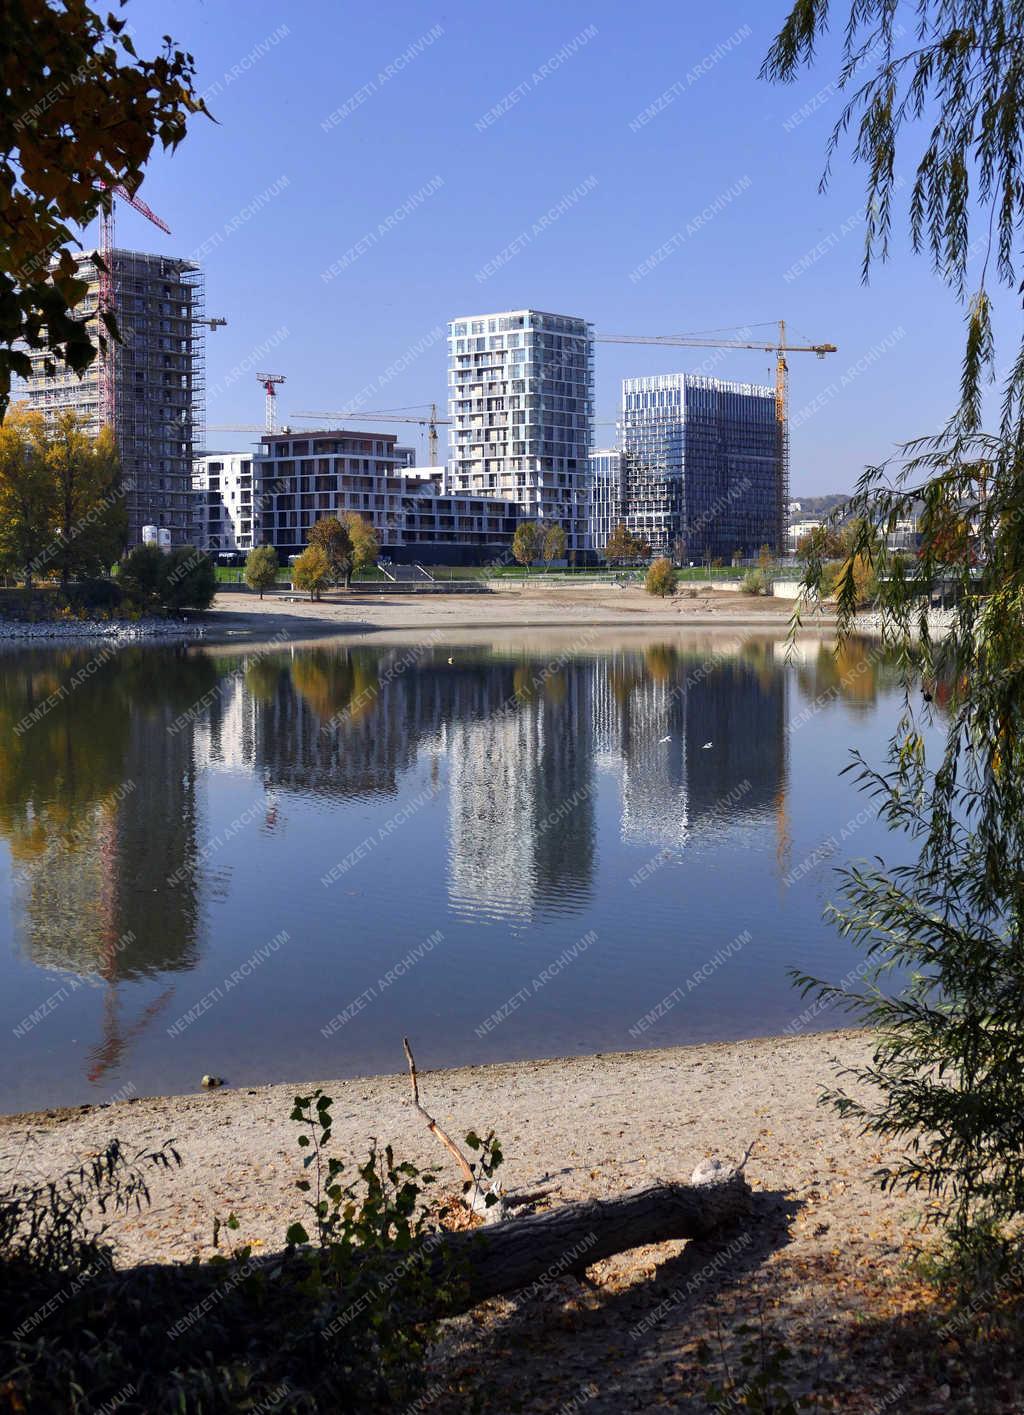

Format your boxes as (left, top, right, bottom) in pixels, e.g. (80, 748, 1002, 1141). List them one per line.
(257, 373, 287, 432)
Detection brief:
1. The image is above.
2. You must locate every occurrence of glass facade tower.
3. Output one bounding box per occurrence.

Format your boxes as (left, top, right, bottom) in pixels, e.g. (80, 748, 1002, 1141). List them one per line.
(621, 374, 780, 561)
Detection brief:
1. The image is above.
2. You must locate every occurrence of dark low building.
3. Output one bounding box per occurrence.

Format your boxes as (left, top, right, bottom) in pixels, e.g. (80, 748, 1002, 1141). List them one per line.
(196, 429, 518, 565)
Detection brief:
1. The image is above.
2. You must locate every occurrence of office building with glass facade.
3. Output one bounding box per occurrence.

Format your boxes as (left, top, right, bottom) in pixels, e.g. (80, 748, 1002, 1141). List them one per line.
(621, 374, 780, 560)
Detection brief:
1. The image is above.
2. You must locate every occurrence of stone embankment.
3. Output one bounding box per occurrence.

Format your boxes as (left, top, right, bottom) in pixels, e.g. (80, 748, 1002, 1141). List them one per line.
(0, 617, 205, 643)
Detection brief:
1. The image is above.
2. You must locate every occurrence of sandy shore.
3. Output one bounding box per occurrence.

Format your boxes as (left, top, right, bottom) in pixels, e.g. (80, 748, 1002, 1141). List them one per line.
(0, 1029, 949, 1412)
(194, 582, 838, 645)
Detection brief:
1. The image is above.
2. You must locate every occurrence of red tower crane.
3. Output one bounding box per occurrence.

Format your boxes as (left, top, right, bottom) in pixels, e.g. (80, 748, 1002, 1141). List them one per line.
(94, 181, 172, 429)
(257, 373, 287, 432)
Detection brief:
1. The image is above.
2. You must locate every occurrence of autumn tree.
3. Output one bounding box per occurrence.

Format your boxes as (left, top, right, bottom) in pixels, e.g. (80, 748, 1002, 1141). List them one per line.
(45, 410, 124, 589)
(766, 0, 1024, 1261)
(542, 523, 567, 571)
(1, 1, 206, 416)
(0, 406, 55, 591)
(796, 524, 844, 562)
(245, 545, 278, 599)
(511, 521, 543, 573)
(644, 557, 677, 597)
(293, 545, 332, 601)
(341, 512, 379, 587)
(308, 517, 352, 587)
(604, 523, 646, 566)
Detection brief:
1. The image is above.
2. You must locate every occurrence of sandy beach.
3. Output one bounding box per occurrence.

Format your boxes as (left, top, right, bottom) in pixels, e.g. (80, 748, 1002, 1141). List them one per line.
(194, 582, 836, 645)
(0, 1029, 956, 1412)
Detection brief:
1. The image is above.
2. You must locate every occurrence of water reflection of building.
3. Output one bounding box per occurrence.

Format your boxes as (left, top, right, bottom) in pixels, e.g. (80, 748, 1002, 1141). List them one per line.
(14, 671, 203, 981)
(5, 647, 210, 1083)
(225, 644, 785, 919)
(446, 665, 596, 921)
(589, 648, 788, 850)
(447, 711, 542, 921)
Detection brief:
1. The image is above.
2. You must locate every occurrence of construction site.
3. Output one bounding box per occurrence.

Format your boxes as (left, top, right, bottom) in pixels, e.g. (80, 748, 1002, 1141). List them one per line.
(20, 192, 838, 562)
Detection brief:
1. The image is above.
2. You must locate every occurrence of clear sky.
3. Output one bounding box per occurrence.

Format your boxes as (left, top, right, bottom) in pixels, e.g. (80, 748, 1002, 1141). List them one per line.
(100, 0, 991, 493)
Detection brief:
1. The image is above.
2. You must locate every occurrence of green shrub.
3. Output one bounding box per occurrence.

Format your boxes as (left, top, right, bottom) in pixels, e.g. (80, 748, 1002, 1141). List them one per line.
(117, 543, 165, 607)
(1, 1091, 505, 1412)
(741, 569, 768, 595)
(161, 547, 216, 611)
(65, 576, 123, 612)
(644, 556, 678, 597)
(118, 544, 216, 612)
(244, 545, 278, 598)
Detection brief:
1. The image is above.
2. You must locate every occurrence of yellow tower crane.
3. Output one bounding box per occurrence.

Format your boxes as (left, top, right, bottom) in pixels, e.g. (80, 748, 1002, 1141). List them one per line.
(289, 404, 450, 465)
(595, 321, 837, 550)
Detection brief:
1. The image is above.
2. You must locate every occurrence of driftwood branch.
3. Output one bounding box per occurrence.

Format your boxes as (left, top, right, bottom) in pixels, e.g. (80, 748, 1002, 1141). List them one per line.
(402, 1037, 506, 1218)
(402, 1037, 476, 1188)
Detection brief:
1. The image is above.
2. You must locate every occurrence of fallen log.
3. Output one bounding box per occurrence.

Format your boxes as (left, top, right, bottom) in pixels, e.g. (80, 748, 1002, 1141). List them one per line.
(3, 1165, 758, 1413)
(421, 1163, 753, 1316)
(97, 1161, 753, 1331)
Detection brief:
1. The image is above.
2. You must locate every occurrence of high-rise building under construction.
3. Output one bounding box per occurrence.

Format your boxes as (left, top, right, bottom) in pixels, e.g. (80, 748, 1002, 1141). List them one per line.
(21, 248, 205, 547)
(619, 373, 780, 561)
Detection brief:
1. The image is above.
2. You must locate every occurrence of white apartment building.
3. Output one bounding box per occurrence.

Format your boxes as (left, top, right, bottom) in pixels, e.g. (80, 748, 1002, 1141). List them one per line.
(447, 309, 594, 552)
(192, 453, 256, 553)
(787, 517, 823, 552)
(587, 448, 625, 552)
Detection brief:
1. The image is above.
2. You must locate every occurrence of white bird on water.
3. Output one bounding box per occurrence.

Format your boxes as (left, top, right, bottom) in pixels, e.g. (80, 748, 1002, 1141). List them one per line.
(702, 741, 713, 749)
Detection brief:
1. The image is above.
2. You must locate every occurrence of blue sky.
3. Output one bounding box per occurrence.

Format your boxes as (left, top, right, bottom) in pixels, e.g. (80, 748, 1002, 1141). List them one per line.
(100, 0, 993, 493)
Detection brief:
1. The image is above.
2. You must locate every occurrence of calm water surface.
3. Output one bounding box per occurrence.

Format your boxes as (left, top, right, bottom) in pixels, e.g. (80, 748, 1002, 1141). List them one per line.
(0, 631, 929, 1113)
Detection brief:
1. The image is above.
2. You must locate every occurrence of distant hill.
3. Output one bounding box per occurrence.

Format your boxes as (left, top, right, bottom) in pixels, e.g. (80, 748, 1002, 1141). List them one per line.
(789, 494, 850, 521)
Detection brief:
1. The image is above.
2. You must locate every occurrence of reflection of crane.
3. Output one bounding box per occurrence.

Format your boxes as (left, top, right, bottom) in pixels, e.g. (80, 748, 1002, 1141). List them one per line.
(257, 373, 287, 432)
(596, 322, 838, 550)
(95, 182, 171, 429)
(291, 403, 450, 464)
(86, 985, 175, 1085)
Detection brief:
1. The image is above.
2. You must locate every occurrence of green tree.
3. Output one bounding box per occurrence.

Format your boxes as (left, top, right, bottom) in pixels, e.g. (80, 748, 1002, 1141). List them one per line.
(0, 406, 56, 591)
(244, 545, 278, 599)
(117, 543, 164, 607)
(293, 544, 332, 601)
(766, 0, 1024, 1261)
(45, 411, 124, 590)
(644, 556, 677, 597)
(308, 516, 352, 586)
(160, 546, 215, 611)
(341, 511, 379, 587)
(512, 521, 543, 573)
(118, 543, 214, 611)
(1, 1, 206, 417)
(542, 523, 567, 572)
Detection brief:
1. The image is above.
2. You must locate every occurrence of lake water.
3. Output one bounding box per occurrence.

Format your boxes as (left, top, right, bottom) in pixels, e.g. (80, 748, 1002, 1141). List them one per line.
(0, 630, 926, 1114)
